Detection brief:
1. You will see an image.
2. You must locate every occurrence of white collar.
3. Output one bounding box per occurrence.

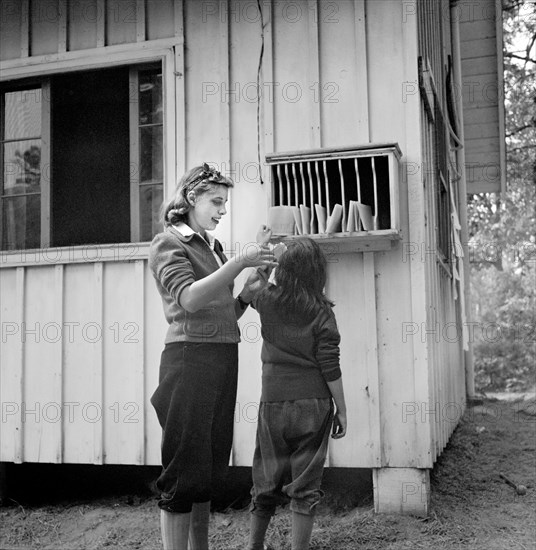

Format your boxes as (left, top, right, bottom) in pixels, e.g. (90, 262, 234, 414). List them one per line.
(174, 222, 216, 248)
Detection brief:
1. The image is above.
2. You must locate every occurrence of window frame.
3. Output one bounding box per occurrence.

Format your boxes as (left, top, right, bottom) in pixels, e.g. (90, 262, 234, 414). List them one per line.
(129, 63, 164, 243)
(0, 79, 51, 250)
(418, 56, 453, 273)
(0, 40, 178, 263)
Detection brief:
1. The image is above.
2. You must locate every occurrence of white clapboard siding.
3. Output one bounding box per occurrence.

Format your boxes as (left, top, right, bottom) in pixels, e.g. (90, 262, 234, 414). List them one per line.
(101, 260, 145, 465)
(0, 257, 167, 465)
(0, 268, 24, 463)
(182, 0, 232, 248)
(319, 0, 369, 146)
(272, 0, 315, 151)
(326, 253, 381, 467)
(21, 266, 62, 463)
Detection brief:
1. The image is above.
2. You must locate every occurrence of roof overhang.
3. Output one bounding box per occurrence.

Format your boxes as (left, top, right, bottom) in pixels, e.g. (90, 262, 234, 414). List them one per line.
(459, 0, 506, 194)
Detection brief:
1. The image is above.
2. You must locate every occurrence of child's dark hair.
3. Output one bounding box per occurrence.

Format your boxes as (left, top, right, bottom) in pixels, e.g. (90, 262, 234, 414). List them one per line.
(268, 237, 333, 321)
(162, 163, 234, 226)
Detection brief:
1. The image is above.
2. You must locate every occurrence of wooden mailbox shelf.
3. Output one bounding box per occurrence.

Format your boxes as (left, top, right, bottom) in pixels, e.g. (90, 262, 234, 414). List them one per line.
(273, 229, 401, 254)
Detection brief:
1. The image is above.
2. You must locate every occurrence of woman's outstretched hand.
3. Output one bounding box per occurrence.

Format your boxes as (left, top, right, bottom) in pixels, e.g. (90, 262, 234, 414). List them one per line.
(238, 225, 276, 269)
(237, 243, 277, 269)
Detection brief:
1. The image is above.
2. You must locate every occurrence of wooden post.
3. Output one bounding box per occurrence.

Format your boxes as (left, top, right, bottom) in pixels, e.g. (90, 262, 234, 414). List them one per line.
(373, 467, 430, 517)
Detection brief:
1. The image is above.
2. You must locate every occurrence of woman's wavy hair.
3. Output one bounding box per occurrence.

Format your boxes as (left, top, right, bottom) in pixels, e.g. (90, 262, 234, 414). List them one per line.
(265, 237, 334, 322)
(162, 163, 234, 226)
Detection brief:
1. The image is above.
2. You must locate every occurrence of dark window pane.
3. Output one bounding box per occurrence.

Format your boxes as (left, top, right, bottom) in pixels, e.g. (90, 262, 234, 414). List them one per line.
(140, 184, 163, 241)
(51, 68, 130, 247)
(2, 194, 40, 250)
(3, 140, 41, 194)
(139, 70, 162, 125)
(4, 89, 41, 140)
(140, 126, 163, 183)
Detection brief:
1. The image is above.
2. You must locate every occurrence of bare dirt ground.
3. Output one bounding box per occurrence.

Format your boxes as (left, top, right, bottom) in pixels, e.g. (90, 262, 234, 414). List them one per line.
(1, 394, 535, 550)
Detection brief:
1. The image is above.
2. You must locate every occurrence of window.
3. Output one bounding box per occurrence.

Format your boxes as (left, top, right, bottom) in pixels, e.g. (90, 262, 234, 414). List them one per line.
(418, 56, 453, 265)
(0, 63, 163, 251)
(132, 67, 164, 243)
(1, 87, 43, 250)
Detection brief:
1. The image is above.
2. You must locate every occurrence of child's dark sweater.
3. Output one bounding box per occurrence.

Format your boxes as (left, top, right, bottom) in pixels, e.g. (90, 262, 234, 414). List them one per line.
(253, 291, 341, 402)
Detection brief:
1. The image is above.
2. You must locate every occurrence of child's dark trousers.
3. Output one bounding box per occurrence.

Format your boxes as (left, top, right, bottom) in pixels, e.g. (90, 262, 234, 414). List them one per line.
(250, 397, 333, 516)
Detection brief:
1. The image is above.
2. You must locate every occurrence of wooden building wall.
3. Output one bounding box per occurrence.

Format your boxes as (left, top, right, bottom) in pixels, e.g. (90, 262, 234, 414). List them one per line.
(417, 0, 468, 463)
(0, 249, 165, 466)
(0, 0, 467, 472)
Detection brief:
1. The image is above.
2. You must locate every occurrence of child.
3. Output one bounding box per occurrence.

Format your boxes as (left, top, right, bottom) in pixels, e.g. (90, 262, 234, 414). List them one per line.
(248, 237, 347, 550)
(149, 163, 276, 550)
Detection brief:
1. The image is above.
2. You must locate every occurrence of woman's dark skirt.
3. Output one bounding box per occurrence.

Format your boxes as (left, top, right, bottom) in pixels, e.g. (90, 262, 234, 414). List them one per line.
(151, 342, 238, 513)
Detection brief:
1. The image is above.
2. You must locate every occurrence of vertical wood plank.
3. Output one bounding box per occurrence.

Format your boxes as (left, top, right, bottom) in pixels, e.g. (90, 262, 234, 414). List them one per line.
(96, 0, 105, 48)
(275, 166, 282, 206)
(354, 0, 369, 141)
(20, 0, 30, 57)
(363, 253, 381, 466)
(136, 0, 146, 42)
(315, 161, 322, 210)
(174, 33, 185, 187)
(307, 0, 321, 148)
(431, 124, 441, 458)
(355, 158, 362, 203)
(160, 51, 177, 225)
(41, 80, 51, 248)
(403, 13, 433, 460)
(299, 163, 306, 208)
(284, 164, 291, 205)
(146, 0, 175, 40)
(129, 69, 140, 242)
(14, 267, 25, 463)
(143, 260, 168, 466)
(338, 159, 346, 230)
(388, 153, 399, 229)
(0, 1, 22, 61)
(58, 0, 67, 53)
(307, 162, 315, 232)
(261, 0, 274, 193)
(325, 254, 371, 466)
(93, 262, 104, 464)
(53, 265, 64, 462)
(271, 0, 310, 152)
(371, 157, 379, 230)
(424, 119, 439, 458)
(322, 160, 330, 213)
(291, 163, 299, 209)
(219, 0, 231, 188)
(173, 0, 183, 38)
(134, 260, 145, 464)
(276, 164, 283, 206)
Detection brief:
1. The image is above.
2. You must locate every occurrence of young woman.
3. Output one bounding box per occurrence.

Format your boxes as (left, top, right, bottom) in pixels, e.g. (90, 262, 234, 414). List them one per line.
(247, 237, 347, 550)
(149, 163, 276, 550)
